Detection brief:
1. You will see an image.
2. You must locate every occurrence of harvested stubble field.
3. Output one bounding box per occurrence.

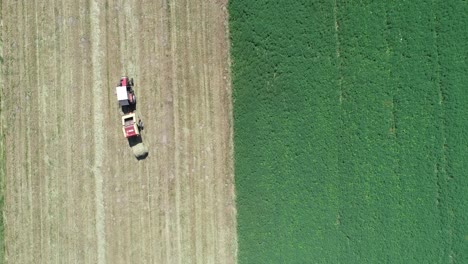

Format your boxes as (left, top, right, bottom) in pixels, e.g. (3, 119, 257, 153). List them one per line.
(231, 0, 468, 263)
(1, 0, 236, 263)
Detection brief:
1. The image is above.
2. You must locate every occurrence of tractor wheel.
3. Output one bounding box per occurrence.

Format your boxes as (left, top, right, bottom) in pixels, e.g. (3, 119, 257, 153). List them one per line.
(130, 78, 134, 86)
(132, 94, 136, 104)
(138, 120, 144, 131)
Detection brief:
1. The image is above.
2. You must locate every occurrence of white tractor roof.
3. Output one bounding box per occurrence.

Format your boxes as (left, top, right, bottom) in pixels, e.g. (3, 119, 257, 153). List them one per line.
(116, 86, 129, 101)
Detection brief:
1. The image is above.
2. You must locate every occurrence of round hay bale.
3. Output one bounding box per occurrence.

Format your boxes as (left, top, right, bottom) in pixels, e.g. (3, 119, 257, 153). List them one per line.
(132, 142, 148, 159)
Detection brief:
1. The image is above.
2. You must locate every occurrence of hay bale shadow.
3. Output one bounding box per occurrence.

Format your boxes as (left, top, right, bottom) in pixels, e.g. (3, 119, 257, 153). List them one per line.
(128, 136, 149, 160)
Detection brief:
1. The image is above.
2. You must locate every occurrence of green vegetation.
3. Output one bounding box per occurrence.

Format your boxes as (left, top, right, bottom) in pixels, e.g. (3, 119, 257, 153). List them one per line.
(230, 0, 468, 263)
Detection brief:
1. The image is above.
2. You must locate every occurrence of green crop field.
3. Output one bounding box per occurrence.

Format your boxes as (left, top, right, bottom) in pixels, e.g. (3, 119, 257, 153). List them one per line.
(230, 0, 468, 263)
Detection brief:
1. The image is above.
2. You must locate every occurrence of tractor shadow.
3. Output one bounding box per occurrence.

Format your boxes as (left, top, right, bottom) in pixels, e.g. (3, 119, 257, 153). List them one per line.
(127, 135, 149, 161)
(121, 104, 136, 115)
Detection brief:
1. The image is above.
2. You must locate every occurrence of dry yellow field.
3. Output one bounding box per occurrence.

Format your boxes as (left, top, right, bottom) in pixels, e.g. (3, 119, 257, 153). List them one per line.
(2, 0, 236, 263)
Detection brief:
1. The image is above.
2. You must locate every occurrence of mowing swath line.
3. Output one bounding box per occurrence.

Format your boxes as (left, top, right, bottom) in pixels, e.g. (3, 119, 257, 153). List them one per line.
(50, 0, 59, 259)
(202, 2, 213, 263)
(17, 4, 27, 260)
(29, 1, 45, 258)
(52, 0, 63, 260)
(0, 3, 14, 258)
(90, 0, 106, 263)
(206, 3, 223, 261)
(3, 2, 20, 261)
(222, 1, 237, 260)
(25, 4, 40, 261)
(199, 3, 213, 262)
(162, 3, 172, 262)
(16, 4, 26, 260)
(0, 2, 8, 262)
(23, 1, 34, 260)
(184, 2, 200, 262)
(63, 2, 74, 261)
(179, 4, 190, 261)
(197, 3, 206, 262)
(79, 0, 95, 262)
(33, 0, 47, 261)
(0, 3, 5, 261)
(169, 0, 183, 263)
(120, 2, 136, 262)
(154, 2, 168, 260)
(5, 3, 16, 259)
(105, 1, 128, 262)
(128, 2, 147, 261)
(106, 1, 126, 262)
(59, 3, 68, 260)
(179, 2, 189, 261)
(39, 0, 52, 261)
(144, 1, 157, 260)
(190, 2, 203, 261)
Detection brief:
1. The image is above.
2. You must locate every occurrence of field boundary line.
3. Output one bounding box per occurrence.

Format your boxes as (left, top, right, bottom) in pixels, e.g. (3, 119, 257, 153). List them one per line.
(223, 1, 237, 260)
(90, 1, 106, 263)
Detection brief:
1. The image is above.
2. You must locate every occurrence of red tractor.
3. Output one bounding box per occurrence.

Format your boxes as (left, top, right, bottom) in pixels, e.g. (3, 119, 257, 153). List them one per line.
(115, 76, 148, 159)
(116, 76, 136, 110)
(116, 76, 143, 137)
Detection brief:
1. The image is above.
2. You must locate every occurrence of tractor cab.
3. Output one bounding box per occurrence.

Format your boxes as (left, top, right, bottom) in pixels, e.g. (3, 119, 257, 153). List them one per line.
(116, 76, 135, 107)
